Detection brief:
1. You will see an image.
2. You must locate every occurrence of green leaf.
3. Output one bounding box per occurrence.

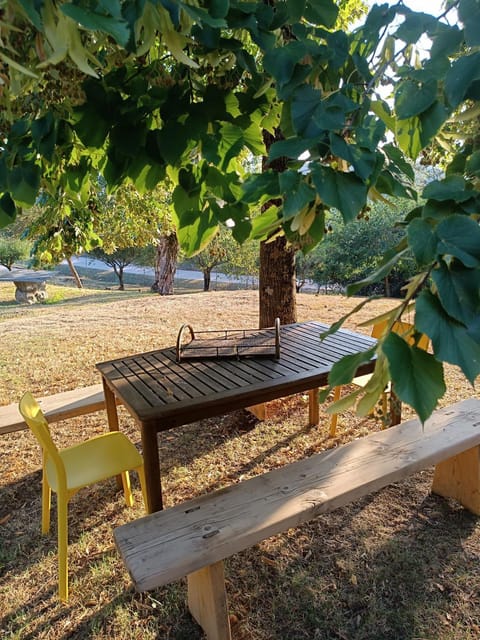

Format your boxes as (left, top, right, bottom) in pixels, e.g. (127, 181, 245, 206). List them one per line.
(466, 151, 480, 177)
(396, 101, 448, 160)
(383, 332, 445, 423)
(174, 207, 219, 257)
(432, 260, 480, 326)
(445, 52, 480, 108)
(241, 171, 281, 205)
(208, 0, 229, 19)
(328, 347, 377, 386)
(311, 93, 357, 134)
(250, 204, 282, 239)
(430, 23, 463, 59)
(264, 42, 307, 88)
(60, 5, 130, 46)
(31, 113, 57, 161)
(290, 85, 322, 135)
(156, 124, 191, 165)
(304, 0, 338, 28)
(311, 166, 367, 223)
(287, 0, 306, 22)
(459, 0, 480, 46)
(423, 175, 472, 202)
(347, 248, 410, 296)
(74, 106, 110, 148)
(0, 193, 17, 228)
(395, 79, 437, 120)
(320, 297, 379, 341)
(436, 214, 480, 268)
(269, 137, 315, 162)
(280, 177, 316, 220)
(177, 4, 227, 28)
(395, 10, 436, 44)
(330, 135, 380, 181)
(17, 0, 42, 29)
(382, 144, 415, 181)
(9, 164, 40, 207)
(416, 290, 480, 385)
(407, 218, 437, 267)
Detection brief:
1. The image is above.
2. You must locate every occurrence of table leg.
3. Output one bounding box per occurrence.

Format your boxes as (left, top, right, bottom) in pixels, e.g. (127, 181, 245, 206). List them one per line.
(141, 426, 164, 513)
(308, 388, 319, 426)
(389, 386, 402, 426)
(102, 378, 123, 490)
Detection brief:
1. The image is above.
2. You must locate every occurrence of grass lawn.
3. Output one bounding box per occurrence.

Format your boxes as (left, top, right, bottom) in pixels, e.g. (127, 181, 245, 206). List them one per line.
(1, 282, 479, 639)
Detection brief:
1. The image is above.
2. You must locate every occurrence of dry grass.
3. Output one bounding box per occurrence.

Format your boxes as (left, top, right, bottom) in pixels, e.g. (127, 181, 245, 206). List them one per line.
(1, 282, 479, 640)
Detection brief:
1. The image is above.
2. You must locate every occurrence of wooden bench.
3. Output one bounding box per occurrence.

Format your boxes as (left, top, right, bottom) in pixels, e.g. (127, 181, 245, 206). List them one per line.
(114, 398, 480, 640)
(0, 384, 120, 435)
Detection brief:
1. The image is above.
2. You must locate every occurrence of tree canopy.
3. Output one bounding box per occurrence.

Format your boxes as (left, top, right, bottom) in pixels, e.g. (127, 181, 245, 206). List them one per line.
(1, 0, 479, 421)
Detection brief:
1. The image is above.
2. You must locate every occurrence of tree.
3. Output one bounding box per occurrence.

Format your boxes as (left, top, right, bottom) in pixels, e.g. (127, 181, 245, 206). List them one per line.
(0, 236, 29, 270)
(26, 195, 102, 288)
(90, 246, 139, 290)
(191, 227, 237, 291)
(0, 1, 479, 422)
(306, 202, 417, 297)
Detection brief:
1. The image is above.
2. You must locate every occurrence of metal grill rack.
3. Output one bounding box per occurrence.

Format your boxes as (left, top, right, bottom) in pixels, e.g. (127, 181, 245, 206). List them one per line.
(176, 318, 281, 362)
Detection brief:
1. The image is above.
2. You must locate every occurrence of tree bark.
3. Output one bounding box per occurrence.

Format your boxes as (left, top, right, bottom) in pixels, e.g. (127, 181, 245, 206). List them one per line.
(66, 256, 83, 289)
(113, 264, 125, 290)
(258, 128, 297, 329)
(259, 236, 297, 328)
(203, 268, 211, 292)
(151, 233, 179, 295)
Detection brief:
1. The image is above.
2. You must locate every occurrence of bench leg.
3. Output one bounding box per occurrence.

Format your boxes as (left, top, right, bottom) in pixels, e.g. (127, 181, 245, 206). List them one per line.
(187, 561, 231, 640)
(308, 388, 319, 427)
(432, 446, 480, 515)
(246, 403, 266, 420)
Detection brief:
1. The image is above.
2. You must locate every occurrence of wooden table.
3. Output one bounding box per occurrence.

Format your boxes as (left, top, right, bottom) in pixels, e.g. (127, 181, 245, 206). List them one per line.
(96, 321, 377, 512)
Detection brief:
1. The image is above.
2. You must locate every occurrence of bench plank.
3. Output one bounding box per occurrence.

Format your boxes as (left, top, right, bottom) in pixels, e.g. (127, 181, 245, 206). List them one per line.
(0, 384, 120, 435)
(114, 398, 480, 592)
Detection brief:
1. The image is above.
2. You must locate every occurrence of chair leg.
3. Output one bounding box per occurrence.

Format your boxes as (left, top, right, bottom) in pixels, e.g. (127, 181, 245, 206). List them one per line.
(121, 471, 134, 507)
(57, 493, 69, 602)
(41, 467, 51, 535)
(329, 386, 342, 437)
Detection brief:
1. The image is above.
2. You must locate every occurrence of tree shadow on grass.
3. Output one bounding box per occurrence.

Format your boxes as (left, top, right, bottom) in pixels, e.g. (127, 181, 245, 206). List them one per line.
(228, 478, 480, 640)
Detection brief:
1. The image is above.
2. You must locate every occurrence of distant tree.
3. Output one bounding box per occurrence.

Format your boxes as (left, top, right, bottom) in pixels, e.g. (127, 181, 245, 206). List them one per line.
(0, 236, 29, 270)
(90, 246, 139, 290)
(27, 196, 102, 288)
(302, 202, 417, 297)
(191, 228, 235, 291)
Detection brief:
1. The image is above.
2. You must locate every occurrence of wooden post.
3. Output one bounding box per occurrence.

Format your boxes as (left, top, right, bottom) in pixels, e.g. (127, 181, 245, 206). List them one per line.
(187, 561, 231, 640)
(246, 403, 266, 420)
(308, 388, 319, 426)
(432, 446, 480, 515)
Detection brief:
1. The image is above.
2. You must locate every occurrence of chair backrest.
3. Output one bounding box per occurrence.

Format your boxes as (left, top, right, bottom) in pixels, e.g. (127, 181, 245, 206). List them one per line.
(371, 320, 429, 351)
(19, 392, 64, 470)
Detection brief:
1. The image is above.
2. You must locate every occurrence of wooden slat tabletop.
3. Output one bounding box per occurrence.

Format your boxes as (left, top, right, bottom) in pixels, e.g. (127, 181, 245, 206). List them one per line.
(96, 322, 377, 431)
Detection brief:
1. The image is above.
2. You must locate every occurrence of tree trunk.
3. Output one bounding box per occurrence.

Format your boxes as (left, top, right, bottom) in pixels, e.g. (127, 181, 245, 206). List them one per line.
(203, 268, 211, 292)
(112, 264, 125, 290)
(151, 233, 179, 295)
(258, 128, 297, 329)
(259, 236, 297, 328)
(66, 256, 83, 289)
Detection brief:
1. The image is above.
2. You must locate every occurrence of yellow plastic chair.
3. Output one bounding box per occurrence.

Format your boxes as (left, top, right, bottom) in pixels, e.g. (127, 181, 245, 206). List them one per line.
(19, 391, 147, 602)
(329, 321, 429, 436)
